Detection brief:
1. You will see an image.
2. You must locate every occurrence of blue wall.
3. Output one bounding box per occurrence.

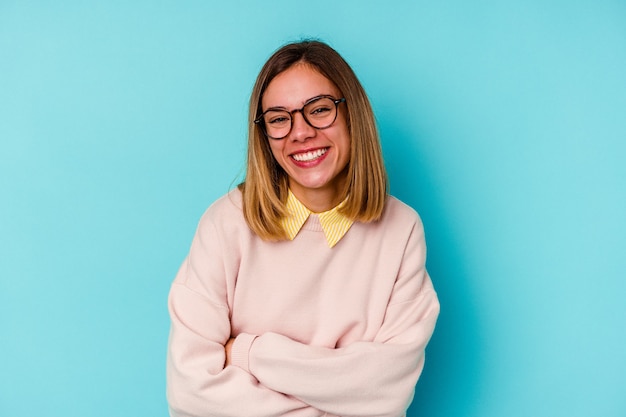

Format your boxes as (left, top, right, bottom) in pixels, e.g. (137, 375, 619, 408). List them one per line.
(1, 1, 624, 416)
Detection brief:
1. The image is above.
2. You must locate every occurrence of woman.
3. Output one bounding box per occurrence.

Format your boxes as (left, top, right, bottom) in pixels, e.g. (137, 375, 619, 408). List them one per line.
(167, 40, 439, 417)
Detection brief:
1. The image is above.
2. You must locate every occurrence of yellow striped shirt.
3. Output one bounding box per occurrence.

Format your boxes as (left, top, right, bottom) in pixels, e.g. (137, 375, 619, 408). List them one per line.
(280, 190, 354, 248)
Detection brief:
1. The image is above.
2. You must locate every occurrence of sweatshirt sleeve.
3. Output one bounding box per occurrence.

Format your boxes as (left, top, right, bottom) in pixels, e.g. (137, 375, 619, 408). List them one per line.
(236, 221, 440, 417)
(166, 212, 335, 417)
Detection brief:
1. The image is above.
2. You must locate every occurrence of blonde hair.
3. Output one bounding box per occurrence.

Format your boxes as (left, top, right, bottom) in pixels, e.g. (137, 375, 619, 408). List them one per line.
(239, 40, 388, 240)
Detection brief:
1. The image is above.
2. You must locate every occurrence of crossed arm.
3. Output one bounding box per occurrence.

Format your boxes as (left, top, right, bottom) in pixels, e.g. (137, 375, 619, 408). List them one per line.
(166, 214, 439, 417)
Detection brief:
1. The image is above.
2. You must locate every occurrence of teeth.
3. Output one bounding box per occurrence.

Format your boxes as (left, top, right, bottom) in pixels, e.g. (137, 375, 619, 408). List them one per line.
(292, 148, 328, 162)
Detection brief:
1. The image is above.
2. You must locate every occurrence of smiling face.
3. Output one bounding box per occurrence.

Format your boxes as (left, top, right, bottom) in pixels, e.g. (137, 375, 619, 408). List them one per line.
(262, 63, 351, 212)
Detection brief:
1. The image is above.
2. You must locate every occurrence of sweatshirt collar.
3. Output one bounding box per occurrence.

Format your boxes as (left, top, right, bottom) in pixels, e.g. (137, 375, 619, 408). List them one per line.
(280, 190, 354, 248)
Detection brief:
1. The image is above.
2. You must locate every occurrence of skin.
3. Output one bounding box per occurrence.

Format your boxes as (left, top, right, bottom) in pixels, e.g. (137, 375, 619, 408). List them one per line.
(224, 338, 234, 367)
(262, 63, 351, 213)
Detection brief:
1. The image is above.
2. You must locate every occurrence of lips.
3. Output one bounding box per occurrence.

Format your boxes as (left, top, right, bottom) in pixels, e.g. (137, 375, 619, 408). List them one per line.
(290, 147, 329, 162)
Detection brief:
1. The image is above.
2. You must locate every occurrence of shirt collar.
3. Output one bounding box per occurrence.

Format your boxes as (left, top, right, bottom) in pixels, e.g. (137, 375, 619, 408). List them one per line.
(280, 190, 354, 248)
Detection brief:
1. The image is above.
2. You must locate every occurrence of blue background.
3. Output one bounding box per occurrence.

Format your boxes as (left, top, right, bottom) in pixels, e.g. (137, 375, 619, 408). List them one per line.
(1, 1, 625, 416)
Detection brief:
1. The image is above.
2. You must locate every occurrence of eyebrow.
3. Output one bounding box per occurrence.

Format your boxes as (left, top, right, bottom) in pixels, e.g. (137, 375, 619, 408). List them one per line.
(262, 94, 333, 113)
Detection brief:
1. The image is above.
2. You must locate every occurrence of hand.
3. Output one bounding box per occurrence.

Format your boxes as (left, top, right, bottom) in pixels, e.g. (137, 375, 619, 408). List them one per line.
(224, 337, 235, 368)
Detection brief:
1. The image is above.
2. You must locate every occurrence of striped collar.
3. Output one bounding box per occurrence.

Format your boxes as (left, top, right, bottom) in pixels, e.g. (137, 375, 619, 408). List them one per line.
(280, 190, 354, 248)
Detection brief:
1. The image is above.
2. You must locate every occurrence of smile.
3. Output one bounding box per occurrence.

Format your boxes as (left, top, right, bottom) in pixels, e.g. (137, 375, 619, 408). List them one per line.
(291, 148, 328, 162)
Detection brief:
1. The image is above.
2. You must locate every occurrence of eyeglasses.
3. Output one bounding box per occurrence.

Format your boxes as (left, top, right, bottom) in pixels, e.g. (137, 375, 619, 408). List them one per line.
(254, 95, 346, 140)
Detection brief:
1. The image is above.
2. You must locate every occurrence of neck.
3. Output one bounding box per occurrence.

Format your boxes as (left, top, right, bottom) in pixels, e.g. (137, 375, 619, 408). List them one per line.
(289, 185, 345, 213)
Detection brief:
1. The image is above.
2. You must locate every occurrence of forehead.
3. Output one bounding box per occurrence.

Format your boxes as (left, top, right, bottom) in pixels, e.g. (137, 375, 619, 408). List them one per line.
(262, 64, 340, 109)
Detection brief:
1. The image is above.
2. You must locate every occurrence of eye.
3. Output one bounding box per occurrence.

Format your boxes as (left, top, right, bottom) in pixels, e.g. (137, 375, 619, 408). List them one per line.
(269, 116, 288, 124)
(308, 105, 332, 118)
(265, 112, 290, 125)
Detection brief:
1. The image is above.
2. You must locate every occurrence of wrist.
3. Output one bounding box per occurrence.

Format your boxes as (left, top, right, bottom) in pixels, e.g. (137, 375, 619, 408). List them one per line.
(229, 333, 258, 373)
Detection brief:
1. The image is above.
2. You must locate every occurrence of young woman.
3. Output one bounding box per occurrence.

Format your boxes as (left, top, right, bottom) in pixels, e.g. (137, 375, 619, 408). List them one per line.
(166, 40, 439, 417)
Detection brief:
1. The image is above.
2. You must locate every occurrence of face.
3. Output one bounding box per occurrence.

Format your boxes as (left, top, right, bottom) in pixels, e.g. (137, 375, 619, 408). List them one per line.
(262, 63, 351, 211)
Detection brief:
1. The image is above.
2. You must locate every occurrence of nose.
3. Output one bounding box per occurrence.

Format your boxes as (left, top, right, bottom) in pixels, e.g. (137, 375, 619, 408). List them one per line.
(289, 110, 315, 142)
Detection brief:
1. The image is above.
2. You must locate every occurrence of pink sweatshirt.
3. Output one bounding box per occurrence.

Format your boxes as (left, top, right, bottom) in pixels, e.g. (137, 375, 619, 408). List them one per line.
(167, 189, 439, 417)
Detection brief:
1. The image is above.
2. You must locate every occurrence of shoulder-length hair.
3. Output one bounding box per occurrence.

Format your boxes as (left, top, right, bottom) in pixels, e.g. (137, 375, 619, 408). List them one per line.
(239, 40, 388, 241)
